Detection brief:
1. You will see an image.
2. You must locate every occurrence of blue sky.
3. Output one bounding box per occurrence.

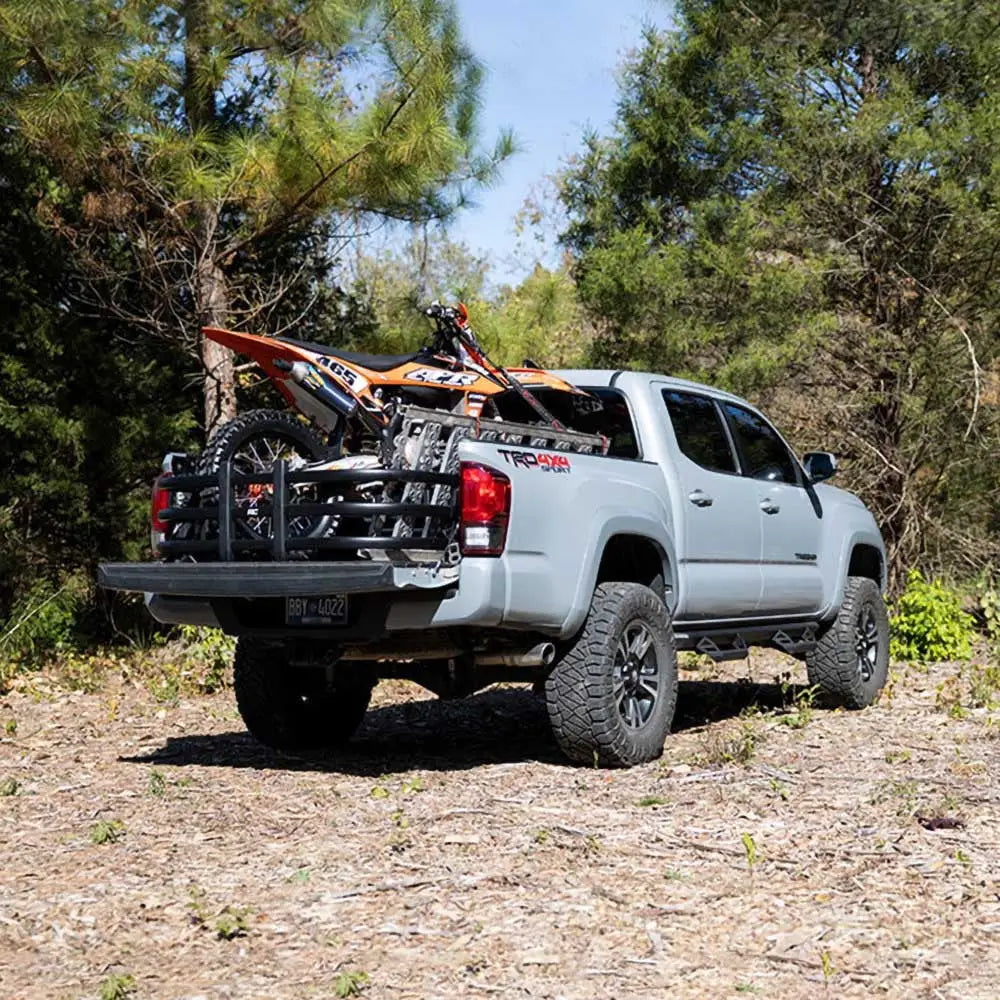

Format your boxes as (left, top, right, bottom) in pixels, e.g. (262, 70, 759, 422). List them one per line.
(446, 0, 672, 284)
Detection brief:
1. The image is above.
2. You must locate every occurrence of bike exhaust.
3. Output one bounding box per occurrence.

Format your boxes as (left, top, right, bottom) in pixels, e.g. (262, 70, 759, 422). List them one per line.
(275, 359, 357, 418)
(474, 642, 556, 668)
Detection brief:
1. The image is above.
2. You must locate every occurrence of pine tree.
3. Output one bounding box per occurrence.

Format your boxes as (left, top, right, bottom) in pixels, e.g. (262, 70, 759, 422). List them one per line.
(561, 0, 1000, 578)
(0, 0, 511, 435)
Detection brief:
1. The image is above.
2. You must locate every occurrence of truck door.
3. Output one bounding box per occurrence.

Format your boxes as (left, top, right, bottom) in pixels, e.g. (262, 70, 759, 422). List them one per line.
(659, 389, 763, 619)
(720, 402, 824, 614)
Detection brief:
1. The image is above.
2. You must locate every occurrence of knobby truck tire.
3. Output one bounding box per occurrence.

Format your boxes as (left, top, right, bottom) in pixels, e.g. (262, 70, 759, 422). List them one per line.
(545, 582, 678, 767)
(233, 637, 373, 752)
(806, 576, 889, 708)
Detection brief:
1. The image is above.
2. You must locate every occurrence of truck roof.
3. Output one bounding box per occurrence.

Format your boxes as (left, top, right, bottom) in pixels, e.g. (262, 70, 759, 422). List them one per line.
(553, 368, 749, 407)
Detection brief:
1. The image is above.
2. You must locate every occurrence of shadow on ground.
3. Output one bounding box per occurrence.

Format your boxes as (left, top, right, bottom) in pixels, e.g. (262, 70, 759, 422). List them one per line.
(122, 677, 811, 775)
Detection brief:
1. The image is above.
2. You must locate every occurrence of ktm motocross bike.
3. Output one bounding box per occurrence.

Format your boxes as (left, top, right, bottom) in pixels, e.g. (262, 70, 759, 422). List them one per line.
(190, 303, 594, 544)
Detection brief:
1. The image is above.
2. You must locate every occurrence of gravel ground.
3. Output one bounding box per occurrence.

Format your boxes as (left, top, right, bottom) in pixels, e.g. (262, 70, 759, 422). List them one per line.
(1, 653, 999, 1000)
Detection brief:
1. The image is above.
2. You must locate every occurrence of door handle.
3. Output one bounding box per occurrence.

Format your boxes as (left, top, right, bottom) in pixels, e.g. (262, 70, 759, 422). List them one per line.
(760, 498, 780, 515)
(688, 490, 714, 507)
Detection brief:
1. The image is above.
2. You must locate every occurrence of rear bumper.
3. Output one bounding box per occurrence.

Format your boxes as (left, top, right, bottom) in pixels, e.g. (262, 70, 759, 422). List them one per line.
(97, 561, 455, 598)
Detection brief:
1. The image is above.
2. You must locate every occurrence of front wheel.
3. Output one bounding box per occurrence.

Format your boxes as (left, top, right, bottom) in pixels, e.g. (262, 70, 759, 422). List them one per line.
(198, 408, 332, 540)
(806, 576, 889, 708)
(233, 638, 374, 752)
(545, 582, 678, 767)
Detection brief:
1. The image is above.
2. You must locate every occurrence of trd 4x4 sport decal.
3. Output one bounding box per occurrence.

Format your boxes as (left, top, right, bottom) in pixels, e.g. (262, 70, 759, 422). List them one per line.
(497, 449, 572, 473)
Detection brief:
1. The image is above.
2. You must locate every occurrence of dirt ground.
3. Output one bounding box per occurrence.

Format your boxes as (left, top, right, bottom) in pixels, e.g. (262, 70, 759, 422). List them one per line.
(1, 652, 999, 1000)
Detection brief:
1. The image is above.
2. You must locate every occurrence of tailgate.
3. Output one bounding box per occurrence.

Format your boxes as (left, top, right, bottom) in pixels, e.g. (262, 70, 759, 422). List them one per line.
(97, 560, 457, 598)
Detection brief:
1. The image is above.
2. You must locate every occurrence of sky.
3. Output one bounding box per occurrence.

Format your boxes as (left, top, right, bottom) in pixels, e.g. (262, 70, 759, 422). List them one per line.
(444, 0, 672, 285)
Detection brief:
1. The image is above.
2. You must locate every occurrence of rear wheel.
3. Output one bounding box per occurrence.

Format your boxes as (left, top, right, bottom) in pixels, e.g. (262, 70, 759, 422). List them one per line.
(545, 582, 678, 767)
(233, 637, 374, 752)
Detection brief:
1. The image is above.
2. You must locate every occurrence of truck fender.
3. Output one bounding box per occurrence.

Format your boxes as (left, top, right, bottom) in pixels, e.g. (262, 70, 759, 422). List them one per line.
(561, 512, 678, 638)
(819, 527, 887, 621)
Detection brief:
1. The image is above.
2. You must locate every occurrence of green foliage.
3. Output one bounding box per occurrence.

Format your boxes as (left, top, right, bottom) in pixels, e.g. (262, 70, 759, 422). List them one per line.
(176, 626, 235, 694)
(90, 819, 126, 845)
(333, 970, 370, 998)
(0, 777, 19, 797)
(0, 572, 89, 667)
(0, 0, 513, 432)
(0, 139, 197, 653)
(637, 795, 669, 807)
(560, 0, 1000, 580)
(98, 974, 136, 1000)
(346, 231, 591, 370)
(213, 906, 252, 941)
(890, 571, 975, 663)
(187, 886, 251, 940)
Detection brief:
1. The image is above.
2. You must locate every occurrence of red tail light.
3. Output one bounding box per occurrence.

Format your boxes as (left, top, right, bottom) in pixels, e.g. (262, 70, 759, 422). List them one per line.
(460, 462, 511, 556)
(151, 475, 170, 553)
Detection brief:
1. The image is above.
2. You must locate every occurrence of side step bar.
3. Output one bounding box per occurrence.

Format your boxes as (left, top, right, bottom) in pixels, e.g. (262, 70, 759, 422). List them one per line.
(673, 622, 820, 661)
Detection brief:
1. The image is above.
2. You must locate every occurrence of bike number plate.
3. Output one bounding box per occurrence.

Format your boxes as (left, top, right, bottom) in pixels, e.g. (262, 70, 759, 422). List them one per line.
(285, 595, 348, 626)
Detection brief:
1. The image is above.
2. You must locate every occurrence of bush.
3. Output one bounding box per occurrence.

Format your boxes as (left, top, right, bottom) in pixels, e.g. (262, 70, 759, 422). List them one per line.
(0, 571, 90, 670)
(890, 570, 975, 663)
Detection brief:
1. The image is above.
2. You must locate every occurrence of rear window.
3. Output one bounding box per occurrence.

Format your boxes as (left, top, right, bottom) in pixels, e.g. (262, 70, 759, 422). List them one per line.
(569, 388, 640, 459)
(500, 386, 639, 458)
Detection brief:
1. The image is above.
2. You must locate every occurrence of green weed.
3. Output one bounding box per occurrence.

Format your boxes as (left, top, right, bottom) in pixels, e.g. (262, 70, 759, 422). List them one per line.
(90, 819, 125, 845)
(820, 949, 835, 985)
(637, 795, 670, 807)
(871, 779, 920, 819)
(187, 887, 251, 940)
(768, 777, 789, 802)
(333, 970, 370, 997)
(213, 906, 251, 940)
(98, 973, 136, 1000)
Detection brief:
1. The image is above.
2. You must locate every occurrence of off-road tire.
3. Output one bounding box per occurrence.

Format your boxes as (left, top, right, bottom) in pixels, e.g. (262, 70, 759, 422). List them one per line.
(233, 637, 374, 752)
(200, 408, 329, 474)
(806, 576, 889, 708)
(198, 409, 331, 541)
(545, 582, 678, 767)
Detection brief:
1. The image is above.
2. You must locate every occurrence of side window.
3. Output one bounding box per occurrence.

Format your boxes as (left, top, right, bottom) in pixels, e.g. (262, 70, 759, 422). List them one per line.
(662, 390, 737, 474)
(723, 403, 799, 484)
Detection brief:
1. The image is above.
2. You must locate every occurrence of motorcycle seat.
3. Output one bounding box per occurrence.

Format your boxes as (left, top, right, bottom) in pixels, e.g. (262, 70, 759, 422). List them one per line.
(276, 336, 427, 372)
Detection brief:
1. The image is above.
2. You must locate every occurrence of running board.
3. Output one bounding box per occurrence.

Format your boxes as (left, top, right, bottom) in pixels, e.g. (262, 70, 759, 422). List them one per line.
(673, 622, 819, 661)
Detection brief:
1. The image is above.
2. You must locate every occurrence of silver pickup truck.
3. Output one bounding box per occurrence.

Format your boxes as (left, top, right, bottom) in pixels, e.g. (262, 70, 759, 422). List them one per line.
(99, 370, 888, 767)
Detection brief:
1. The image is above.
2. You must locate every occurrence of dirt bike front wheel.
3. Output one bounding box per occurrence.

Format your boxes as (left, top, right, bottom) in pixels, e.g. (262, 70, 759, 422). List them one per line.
(198, 409, 334, 542)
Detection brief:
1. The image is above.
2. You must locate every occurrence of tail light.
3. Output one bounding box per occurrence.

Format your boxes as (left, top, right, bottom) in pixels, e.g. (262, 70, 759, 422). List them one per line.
(150, 453, 188, 554)
(460, 462, 511, 556)
(151, 475, 171, 553)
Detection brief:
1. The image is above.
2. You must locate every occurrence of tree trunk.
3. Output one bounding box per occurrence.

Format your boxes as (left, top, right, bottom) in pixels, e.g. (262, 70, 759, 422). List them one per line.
(198, 245, 236, 438)
(184, 0, 236, 440)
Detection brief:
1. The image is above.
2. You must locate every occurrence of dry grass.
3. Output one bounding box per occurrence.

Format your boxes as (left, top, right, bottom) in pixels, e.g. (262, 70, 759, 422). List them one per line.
(1, 653, 999, 999)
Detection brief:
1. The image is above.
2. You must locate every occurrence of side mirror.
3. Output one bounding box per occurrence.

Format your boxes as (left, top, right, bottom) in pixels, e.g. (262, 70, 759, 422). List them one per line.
(803, 451, 837, 484)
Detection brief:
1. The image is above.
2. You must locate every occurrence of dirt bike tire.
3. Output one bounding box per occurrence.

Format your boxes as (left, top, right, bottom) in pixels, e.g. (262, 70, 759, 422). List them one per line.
(197, 409, 332, 542)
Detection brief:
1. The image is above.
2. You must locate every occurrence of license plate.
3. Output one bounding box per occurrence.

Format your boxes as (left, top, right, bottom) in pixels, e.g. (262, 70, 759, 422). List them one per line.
(285, 594, 348, 626)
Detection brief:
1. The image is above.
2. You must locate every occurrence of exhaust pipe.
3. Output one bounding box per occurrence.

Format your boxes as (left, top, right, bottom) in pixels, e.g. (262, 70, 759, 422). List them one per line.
(474, 642, 556, 668)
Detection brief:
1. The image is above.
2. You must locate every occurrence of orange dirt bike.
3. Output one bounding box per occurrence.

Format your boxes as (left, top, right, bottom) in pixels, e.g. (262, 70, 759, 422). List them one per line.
(182, 304, 604, 546)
